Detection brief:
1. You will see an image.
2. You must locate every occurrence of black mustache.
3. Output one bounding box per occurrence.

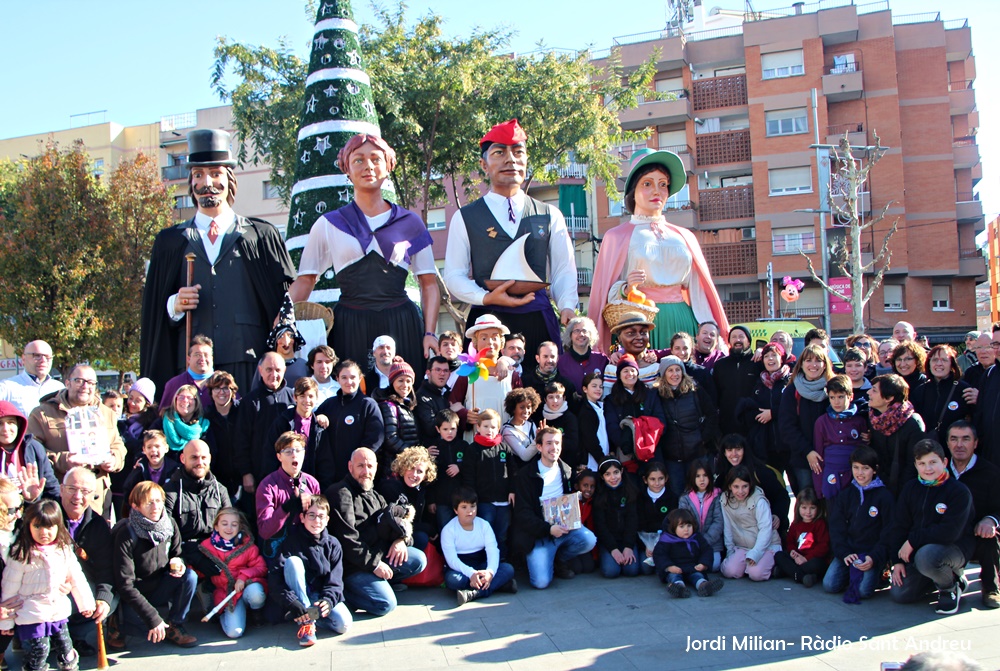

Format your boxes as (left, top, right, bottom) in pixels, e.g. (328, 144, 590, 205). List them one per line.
(194, 185, 222, 196)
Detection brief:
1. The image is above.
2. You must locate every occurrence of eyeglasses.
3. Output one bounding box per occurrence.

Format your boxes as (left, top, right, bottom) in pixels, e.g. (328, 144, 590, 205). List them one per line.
(5, 506, 21, 517)
(304, 513, 328, 522)
(855, 342, 872, 349)
(991, 343, 1000, 350)
(175, 395, 196, 402)
(280, 447, 306, 456)
(65, 486, 96, 498)
(895, 356, 916, 364)
(571, 328, 588, 335)
(70, 378, 97, 387)
(211, 387, 234, 394)
(26, 353, 52, 361)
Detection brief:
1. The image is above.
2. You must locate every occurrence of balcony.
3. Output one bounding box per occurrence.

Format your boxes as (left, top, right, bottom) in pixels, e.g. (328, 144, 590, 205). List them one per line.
(544, 162, 587, 179)
(577, 267, 593, 287)
(696, 129, 751, 167)
(956, 193, 983, 223)
(945, 25, 972, 62)
(822, 66, 863, 102)
(618, 144, 693, 174)
(620, 95, 692, 131)
(703, 241, 757, 277)
(949, 87, 976, 116)
(611, 28, 686, 72)
(818, 5, 860, 45)
(566, 215, 593, 238)
(722, 299, 762, 323)
(958, 247, 986, 279)
(161, 163, 189, 181)
(781, 306, 826, 319)
(832, 191, 871, 216)
(698, 185, 755, 223)
(825, 122, 865, 147)
(953, 137, 980, 169)
(692, 74, 748, 112)
(664, 206, 697, 230)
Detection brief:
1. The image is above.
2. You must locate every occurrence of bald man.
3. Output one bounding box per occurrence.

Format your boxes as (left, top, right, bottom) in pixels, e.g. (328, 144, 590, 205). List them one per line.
(235, 352, 296, 494)
(164, 440, 231, 574)
(0, 340, 64, 415)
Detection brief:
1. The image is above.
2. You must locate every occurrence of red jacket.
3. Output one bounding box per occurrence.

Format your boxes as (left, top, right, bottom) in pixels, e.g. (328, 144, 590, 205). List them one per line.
(784, 519, 830, 562)
(198, 536, 268, 606)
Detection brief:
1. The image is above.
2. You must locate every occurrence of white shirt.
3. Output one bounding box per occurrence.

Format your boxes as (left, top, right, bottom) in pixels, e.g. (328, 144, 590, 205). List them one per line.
(442, 191, 578, 310)
(313, 377, 341, 404)
(0, 372, 65, 416)
(440, 516, 500, 578)
(167, 209, 238, 320)
(586, 400, 609, 471)
(539, 460, 563, 501)
(297, 209, 436, 277)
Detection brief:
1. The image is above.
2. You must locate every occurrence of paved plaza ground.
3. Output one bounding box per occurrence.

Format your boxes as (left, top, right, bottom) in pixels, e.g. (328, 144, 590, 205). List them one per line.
(9, 563, 995, 671)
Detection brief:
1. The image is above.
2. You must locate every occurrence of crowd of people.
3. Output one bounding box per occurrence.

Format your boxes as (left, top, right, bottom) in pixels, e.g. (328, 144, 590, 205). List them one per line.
(0, 125, 989, 668)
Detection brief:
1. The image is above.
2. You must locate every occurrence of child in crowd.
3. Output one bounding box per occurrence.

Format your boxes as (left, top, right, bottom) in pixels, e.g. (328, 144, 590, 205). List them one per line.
(461, 409, 514, 560)
(154, 384, 209, 453)
(256, 432, 321, 547)
(720, 464, 781, 581)
(441, 487, 517, 606)
(264, 377, 326, 478)
(653, 508, 724, 598)
(824, 446, 894, 600)
(604, 355, 665, 476)
(842, 348, 872, 419)
(540, 382, 582, 470)
(592, 459, 640, 579)
(577, 372, 610, 471)
(0, 479, 18, 670)
(437, 330, 463, 388)
(198, 507, 267, 639)
(812, 375, 867, 499)
(678, 458, 724, 572)
(429, 409, 469, 530)
(636, 462, 678, 569)
(122, 430, 181, 516)
(1, 501, 95, 671)
(502, 387, 541, 467)
(566, 469, 597, 575)
(774, 487, 830, 587)
(102, 390, 124, 419)
(268, 495, 352, 646)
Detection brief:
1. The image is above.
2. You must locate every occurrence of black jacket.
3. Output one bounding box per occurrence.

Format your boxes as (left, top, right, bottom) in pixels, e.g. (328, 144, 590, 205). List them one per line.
(592, 483, 639, 553)
(268, 523, 345, 619)
(379, 476, 433, 537)
(121, 454, 181, 517)
(777, 381, 830, 471)
(376, 394, 420, 466)
(112, 516, 183, 629)
(738, 374, 789, 464)
(653, 531, 713, 579)
(871, 412, 927, 496)
(325, 475, 394, 576)
(65, 506, 115, 605)
(659, 385, 719, 462)
(544, 412, 582, 470)
(235, 382, 295, 483)
(712, 351, 762, 436)
(973, 366, 1000, 464)
(828, 480, 895, 562)
(163, 469, 231, 573)
(954, 457, 1000, 528)
(204, 401, 241, 493)
(429, 436, 469, 507)
(577, 401, 607, 468)
(264, 406, 326, 479)
(911, 376, 972, 444)
(315, 391, 385, 489)
(637, 488, 679, 534)
(461, 440, 514, 505)
(511, 457, 573, 557)
(414, 380, 449, 446)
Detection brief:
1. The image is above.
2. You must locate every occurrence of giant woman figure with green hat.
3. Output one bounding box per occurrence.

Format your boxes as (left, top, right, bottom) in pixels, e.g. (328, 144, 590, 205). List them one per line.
(590, 149, 730, 351)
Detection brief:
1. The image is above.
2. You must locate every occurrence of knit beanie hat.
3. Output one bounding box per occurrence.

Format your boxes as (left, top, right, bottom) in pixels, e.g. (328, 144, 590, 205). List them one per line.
(657, 355, 685, 377)
(729, 325, 752, 344)
(130, 378, 156, 406)
(761, 342, 787, 362)
(388, 357, 415, 385)
(616, 353, 640, 376)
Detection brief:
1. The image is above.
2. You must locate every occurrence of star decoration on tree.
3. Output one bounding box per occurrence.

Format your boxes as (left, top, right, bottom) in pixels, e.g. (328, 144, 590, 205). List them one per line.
(362, 100, 376, 117)
(301, 150, 312, 164)
(320, 2, 334, 15)
(346, 50, 361, 66)
(339, 189, 351, 203)
(346, 82, 360, 95)
(323, 84, 338, 97)
(314, 136, 332, 156)
(293, 210, 304, 227)
(314, 35, 329, 50)
(306, 94, 318, 113)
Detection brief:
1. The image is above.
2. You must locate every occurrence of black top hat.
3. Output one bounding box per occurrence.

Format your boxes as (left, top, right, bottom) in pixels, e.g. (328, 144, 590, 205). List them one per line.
(187, 129, 237, 167)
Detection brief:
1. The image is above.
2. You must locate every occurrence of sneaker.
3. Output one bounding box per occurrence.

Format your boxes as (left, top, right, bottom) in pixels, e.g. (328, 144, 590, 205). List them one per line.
(697, 577, 724, 597)
(497, 578, 518, 594)
(391, 582, 409, 593)
(554, 562, 576, 580)
(71, 639, 96, 658)
(164, 623, 198, 648)
(456, 589, 479, 606)
(667, 582, 691, 598)
(58, 649, 80, 671)
(802, 574, 818, 589)
(297, 621, 317, 647)
(935, 581, 961, 615)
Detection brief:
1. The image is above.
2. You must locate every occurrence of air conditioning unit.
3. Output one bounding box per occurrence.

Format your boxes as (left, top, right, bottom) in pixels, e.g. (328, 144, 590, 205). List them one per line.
(741, 227, 756, 240)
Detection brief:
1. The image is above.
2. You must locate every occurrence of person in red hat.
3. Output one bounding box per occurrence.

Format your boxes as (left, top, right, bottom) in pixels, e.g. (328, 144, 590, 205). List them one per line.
(443, 119, 578, 357)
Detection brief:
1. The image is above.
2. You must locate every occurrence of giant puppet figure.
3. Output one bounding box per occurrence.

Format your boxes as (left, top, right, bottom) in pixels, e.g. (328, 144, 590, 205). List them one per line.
(590, 148, 729, 351)
(140, 129, 296, 395)
(443, 119, 578, 356)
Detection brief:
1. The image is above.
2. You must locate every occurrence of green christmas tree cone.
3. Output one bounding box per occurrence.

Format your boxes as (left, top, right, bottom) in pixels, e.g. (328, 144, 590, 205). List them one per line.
(284, 0, 394, 305)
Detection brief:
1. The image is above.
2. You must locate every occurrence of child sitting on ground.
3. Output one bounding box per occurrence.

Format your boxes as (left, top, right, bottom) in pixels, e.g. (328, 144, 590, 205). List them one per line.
(774, 487, 830, 587)
(678, 458, 724, 572)
(720, 464, 782, 581)
(653, 508, 724, 598)
(811, 375, 867, 499)
(198, 507, 267, 639)
(440, 487, 517, 606)
(592, 459, 640, 579)
(566, 469, 597, 575)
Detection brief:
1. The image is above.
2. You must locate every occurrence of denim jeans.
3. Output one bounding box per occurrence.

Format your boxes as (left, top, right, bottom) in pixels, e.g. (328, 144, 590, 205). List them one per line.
(823, 559, 881, 599)
(120, 568, 198, 634)
(218, 582, 267, 639)
(343, 547, 427, 616)
(891, 544, 966, 604)
(443, 551, 515, 598)
(667, 570, 706, 588)
(477, 503, 511, 560)
(525, 527, 597, 589)
(283, 557, 352, 633)
(598, 546, 642, 579)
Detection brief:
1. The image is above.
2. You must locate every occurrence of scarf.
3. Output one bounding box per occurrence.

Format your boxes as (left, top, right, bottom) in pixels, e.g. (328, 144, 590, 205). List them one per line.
(542, 401, 569, 421)
(917, 469, 950, 487)
(761, 366, 790, 389)
(657, 529, 698, 554)
(474, 433, 503, 448)
(569, 347, 592, 363)
(793, 374, 828, 402)
(128, 507, 174, 546)
(533, 366, 559, 386)
(210, 530, 244, 553)
(843, 553, 867, 605)
(162, 411, 209, 451)
(850, 476, 884, 505)
(870, 401, 914, 437)
(826, 404, 858, 420)
(187, 367, 212, 382)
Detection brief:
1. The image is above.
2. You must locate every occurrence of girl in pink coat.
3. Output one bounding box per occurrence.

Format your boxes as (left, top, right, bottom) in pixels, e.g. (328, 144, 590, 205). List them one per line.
(198, 507, 267, 639)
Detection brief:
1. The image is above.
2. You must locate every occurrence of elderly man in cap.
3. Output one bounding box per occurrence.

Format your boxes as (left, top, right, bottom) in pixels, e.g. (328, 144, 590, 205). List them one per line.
(363, 335, 396, 396)
(957, 331, 980, 374)
(443, 119, 578, 356)
(449, 315, 522, 432)
(140, 129, 296, 395)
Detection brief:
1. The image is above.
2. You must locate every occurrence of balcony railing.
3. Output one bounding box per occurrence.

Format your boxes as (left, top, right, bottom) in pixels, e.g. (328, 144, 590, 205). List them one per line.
(543, 162, 588, 179)
(783, 306, 826, 318)
(696, 129, 751, 166)
(960, 247, 983, 259)
(162, 163, 189, 180)
(953, 136, 976, 147)
(692, 74, 748, 111)
(703, 241, 758, 276)
(827, 122, 864, 136)
(956, 191, 979, 202)
(566, 216, 592, 237)
(577, 268, 593, 286)
(698, 185, 755, 222)
(722, 299, 762, 323)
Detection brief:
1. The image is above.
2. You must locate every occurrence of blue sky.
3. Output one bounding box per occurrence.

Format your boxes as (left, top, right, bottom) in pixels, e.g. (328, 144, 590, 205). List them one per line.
(2, 0, 996, 222)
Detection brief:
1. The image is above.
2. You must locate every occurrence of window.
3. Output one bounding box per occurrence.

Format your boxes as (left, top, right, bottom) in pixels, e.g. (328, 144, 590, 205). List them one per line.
(772, 226, 816, 255)
(664, 184, 690, 210)
(92, 158, 105, 180)
(884, 284, 904, 310)
(608, 197, 623, 217)
(769, 167, 812, 195)
(658, 130, 687, 152)
(262, 181, 280, 200)
(170, 154, 188, 166)
(654, 77, 685, 96)
(173, 195, 193, 210)
(765, 108, 808, 137)
(932, 285, 951, 310)
(831, 53, 857, 75)
(762, 50, 804, 80)
(426, 208, 446, 231)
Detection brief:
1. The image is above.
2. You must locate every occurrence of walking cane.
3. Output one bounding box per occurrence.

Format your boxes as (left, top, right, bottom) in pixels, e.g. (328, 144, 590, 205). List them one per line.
(184, 252, 196, 355)
(95, 620, 109, 670)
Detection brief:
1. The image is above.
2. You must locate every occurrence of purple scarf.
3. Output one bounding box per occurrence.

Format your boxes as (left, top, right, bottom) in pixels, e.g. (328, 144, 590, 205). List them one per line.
(326, 202, 432, 267)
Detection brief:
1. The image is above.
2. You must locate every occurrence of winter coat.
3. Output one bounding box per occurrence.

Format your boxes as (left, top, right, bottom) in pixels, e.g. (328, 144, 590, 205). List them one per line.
(199, 535, 268, 607)
(828, 480, 895, 562)
(636, 488, 679, 534)
(870, 412, 927, 496)
(712, 351, 762, 436)
(911, 376, 972, 444)
(784, 519, 830, 562)
(324, 475, 395, 576)
(544, 412, 582, 470)
(376, 395, 420, 469)
(592, 483, 638, 553)
(121, 454, 181, 516)
(263, 406, 326, 479)
(721, 488, 781, 564)
(267, 523, 345, 619)
(234, 382, 295, 484)
(255, 469, 321, 542)
(111, 515, 183, 629)
(777, 381, 830, 471)
(738, 374, 789, 464)
(679, 488, 724, 553)
(603, 389, 665, 464)
(62, 505, 115, 606)
(315, 391, 384, 489)
(659, 385, 718, 462)
(461, 441, 514, 505)
(414, 380, 450, 447)
(653, 530, 714, 579)
(428, 436, 469, 507)
(510, 457, 573, 557)
(0, 400, 61, 501)
(0, 544, 95, 628)
(204, 401, 241, 493)
(163, 469, 232, 573)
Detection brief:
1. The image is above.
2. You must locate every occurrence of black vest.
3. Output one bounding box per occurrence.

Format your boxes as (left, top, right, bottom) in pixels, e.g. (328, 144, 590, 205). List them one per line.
(461, 196, 552, 289)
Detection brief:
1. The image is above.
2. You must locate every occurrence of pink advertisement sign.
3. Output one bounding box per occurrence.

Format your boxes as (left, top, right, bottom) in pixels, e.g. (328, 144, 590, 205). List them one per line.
(830, 277, 852, 314)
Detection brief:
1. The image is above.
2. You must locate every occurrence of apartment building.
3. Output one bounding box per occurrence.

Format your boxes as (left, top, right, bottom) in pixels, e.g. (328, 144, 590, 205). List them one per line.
(591, 0, 984, 340)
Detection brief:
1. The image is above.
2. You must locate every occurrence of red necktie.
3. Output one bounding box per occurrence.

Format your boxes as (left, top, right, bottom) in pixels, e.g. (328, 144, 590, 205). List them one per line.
(207, 219, 220, 244)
